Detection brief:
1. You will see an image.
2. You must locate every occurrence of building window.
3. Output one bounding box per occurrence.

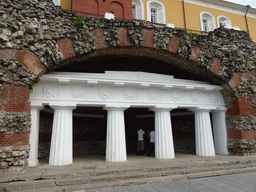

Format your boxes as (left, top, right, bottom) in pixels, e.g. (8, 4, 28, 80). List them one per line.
(200, 12, 216, 32)
(132, 0, 144, 20)
(147, 0, 166, 24)
(151, 8, 157, 23)
(132, 5, 136, 19)
(217, 16, 232, 28)
(203, 19, 208, 32)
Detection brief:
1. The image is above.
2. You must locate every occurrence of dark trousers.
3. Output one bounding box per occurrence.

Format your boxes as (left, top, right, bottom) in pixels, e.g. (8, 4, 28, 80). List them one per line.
(148, 142, 155, 156)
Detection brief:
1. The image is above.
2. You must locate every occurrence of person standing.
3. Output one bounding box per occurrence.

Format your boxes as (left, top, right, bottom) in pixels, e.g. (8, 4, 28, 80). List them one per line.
(137, 129, 145, 155)
(148, 130, 155, 156)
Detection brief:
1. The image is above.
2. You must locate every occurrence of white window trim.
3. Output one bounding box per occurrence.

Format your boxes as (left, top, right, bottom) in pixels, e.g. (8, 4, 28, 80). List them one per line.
(217, 15, 232, 28)
(200, 11, 216, 32)
(147, 0, 166, 24)
(53, 0, 61, 6)
(132, 0, 145, 20)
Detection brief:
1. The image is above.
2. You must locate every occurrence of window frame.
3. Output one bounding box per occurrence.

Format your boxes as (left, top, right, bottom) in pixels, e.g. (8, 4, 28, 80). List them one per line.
(200, 12, 216, 32)
(147, 0, 166, 24)
(132, 0, 144, 20)
(217, 15, 232, 28)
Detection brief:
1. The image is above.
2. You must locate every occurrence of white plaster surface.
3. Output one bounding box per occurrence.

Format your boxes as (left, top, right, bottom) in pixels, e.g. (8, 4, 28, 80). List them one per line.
(30, 71, 227, 165)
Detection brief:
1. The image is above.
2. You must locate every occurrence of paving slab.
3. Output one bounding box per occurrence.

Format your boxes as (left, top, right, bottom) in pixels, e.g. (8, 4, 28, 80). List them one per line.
(112, 186, 130, 192)
(99, 188, 115, 192)
(183, 179, 214, 192)
(126, 185, 145, 192)
(205, 176, 244, 192)
(173, 180, 201, 192)
(150, 182, 174, 192)
(162, 181, 187, 192)
(139, 183, 160, 192)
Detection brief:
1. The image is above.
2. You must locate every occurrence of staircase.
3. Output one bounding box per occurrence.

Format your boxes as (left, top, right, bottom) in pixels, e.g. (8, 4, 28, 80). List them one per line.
(1, 155, 256, 191)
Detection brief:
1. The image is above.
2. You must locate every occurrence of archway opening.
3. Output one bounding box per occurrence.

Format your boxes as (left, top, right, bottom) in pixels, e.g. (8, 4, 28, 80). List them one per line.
(72, 107, 107, 157)
(124, 108, 154, 155)
(31, 54, 227, 166)
(171, 108, 195, 154)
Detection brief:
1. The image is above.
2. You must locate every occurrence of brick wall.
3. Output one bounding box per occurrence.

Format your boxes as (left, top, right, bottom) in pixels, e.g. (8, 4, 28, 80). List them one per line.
(0, 133, 30, 147)
(0, 83, 31, 113)
(72, 0, 132, 20)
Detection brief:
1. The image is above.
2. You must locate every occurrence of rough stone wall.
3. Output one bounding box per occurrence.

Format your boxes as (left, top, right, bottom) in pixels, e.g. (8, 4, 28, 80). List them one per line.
(0, 0, 256, 169)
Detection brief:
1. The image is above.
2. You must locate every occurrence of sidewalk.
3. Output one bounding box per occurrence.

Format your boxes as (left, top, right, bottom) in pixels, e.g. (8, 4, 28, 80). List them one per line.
(1, 153, 256, 191)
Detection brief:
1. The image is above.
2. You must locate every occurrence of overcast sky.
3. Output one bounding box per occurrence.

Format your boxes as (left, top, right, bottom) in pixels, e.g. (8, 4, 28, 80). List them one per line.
(225, 0, 256, 8)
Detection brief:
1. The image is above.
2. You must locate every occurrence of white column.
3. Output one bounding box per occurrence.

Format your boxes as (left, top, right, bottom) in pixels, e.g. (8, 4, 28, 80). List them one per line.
(153, 107, 175, 159)
(192, 109, 215, 156)
(28, 104, 44, 167)
(104, 106, 128, 162)
(49, 104, 76, 166)
(212, 109, 229, 155)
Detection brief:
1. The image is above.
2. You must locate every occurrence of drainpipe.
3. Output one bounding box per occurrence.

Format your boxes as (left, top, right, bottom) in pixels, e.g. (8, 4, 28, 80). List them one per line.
(245, 5, 250, 36)
(71, 0, 73, 11)
(182, 0, 187, 30)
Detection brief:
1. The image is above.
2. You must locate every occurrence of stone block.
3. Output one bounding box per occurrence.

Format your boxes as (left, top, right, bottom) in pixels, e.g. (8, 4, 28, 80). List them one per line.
(55, 176, 89, 186)
(5, 180, 55, 191)
(12, 150, 26, 157)
(84, 182, 106, 189)
(121, 178, 146, 186)
(0, 161, 8, 168)
(109, 172, 144, 180)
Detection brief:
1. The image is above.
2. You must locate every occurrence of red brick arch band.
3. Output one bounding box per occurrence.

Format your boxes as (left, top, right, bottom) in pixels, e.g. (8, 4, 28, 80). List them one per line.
(0, 27, 256, 147)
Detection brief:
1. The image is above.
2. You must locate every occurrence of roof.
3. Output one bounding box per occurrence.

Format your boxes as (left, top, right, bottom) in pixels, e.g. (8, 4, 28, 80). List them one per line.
(197, 0, 256, 14)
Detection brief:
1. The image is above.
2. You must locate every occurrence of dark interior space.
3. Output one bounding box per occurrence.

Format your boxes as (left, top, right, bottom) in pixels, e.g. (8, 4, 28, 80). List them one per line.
(38, 107, 196, 159)
(53, 56, 215, 84)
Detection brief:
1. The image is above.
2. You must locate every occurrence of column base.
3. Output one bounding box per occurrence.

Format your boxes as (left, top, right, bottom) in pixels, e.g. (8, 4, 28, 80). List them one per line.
(28, 160, 39, 167)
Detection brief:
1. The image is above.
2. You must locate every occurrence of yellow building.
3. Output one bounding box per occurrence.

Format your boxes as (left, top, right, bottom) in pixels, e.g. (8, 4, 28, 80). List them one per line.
(58, 0, 256, 42)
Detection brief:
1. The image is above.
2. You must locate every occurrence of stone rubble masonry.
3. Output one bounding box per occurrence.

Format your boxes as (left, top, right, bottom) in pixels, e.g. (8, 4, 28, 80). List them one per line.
(0, 0, 256, 168)
(0, 144, 30, 169)
(0, 49, 47, 78)
(0, 59, 37, 89)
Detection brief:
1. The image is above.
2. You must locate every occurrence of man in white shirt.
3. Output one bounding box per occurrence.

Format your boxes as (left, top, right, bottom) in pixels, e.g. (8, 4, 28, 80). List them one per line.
(137, 129, 145, 155)
(148, 130, 155, 156)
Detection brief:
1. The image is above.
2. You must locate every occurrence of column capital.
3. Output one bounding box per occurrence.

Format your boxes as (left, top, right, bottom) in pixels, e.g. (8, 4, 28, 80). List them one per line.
(150, 105, 177, 112)
(104, 104, 130, 111)
(49, 103, 77, 110)
(30, 103, 44, 110)
(189, 108, 212, 113)
(211, 107, 227, 113)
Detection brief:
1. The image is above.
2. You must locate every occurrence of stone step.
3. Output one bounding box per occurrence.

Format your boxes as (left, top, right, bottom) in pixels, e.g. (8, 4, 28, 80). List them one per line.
(4, 163, 256, 191)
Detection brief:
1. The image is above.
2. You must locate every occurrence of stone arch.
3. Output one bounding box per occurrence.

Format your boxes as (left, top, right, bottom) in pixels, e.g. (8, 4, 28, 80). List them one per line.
(1, 1, 256, 168)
